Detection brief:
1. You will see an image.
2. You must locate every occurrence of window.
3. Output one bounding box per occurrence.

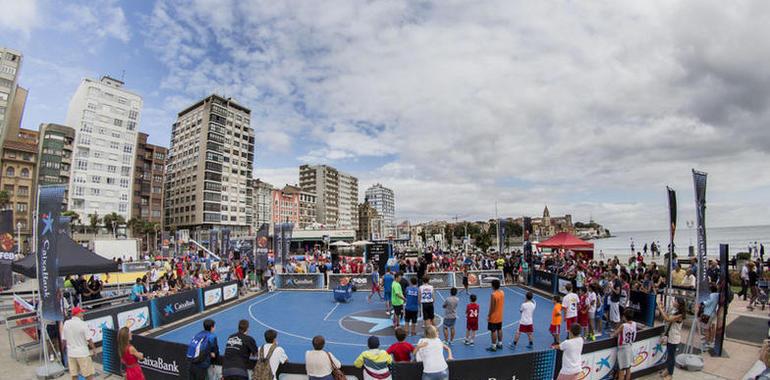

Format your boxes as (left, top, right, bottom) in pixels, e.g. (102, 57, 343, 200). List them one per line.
(91, 175, 101, 183)
(110, 141, 120, 149)
(107, 165, 117, 173)
(78, 135, 91, 145)
(76, 160, 88, 170)
(5, 167, 14, 176)
(91, 188, 100, 195)
(119, 203, 127, 213)
(16, 203, 28, 213)
(106, 178, 115, 185)
(3, 184, 13, 194)
(120, 179, 129, 188)
(123, 144, 133, 153)
(114, 119, 123, 127)
(128, 110, 138, 120)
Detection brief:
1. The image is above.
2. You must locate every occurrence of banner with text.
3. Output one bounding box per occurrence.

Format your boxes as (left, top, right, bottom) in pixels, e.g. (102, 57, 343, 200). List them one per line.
(0, 210, 15, 289)
(151, 289, 200, 327)
(275, 273, 325, 290)
(328, 273, 373, 291)
(693, 170, 709, 303)
(255, 223, 269, 270)
(103, 328, 189, 380)
(37, 186, 65, 321)
(453, 270, 504, 288)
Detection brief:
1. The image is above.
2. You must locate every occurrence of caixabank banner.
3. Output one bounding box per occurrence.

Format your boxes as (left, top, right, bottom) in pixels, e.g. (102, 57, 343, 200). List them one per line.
(151, 289, 200, 327)
(275, 273, 324, 290)
(405, 272, 455, 289)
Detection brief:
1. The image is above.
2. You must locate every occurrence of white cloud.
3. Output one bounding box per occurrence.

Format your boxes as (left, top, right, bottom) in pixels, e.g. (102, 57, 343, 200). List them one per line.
(252, 167, 298, 189)
(141, 0, 770, 230)
(59, 0, 130, 44)
(0, 0, 38, 36)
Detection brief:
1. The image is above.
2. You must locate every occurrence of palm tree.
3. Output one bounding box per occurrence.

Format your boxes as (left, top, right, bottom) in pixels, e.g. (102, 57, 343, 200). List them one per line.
(102, 212, 126, 237)
(88, 212, 101, 236)
(62, 210, 80, 235)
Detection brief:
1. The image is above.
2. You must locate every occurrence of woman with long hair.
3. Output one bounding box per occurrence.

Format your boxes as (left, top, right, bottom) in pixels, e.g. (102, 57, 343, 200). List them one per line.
(657, 297, 686, 380)
(117, 327, 145, 380)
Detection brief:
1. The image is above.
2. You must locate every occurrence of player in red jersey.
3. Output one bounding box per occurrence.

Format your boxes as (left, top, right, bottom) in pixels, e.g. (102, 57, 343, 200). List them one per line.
(464, 294, 479, 345)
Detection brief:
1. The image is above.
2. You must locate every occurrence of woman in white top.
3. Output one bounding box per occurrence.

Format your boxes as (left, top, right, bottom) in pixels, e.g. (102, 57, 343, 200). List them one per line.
(553, 324, 584, 380)
(657, 298, 685, 380)
(304, 335, 341, 380)
(413, 325, 453, 380)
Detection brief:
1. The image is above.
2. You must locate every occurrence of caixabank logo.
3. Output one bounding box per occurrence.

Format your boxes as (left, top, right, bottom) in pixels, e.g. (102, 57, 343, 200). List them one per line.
(162, 299, 196, 317)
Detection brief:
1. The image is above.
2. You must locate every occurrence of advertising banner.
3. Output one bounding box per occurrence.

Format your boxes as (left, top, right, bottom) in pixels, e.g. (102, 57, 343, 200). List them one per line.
(328, 273, 373, 291)
(693, 169, 709, 303)
(453, 270, 504, 288)
(666, 187, 677, 303)
(117, 304, 151, 333)
(255, 224, 269, 270)
(223, 282, 239, 301)
(557, 277, 575, 295)
(497, 218, 508, 254)
(37, 186, 65, 321)
(392, 348, 556, 380)
(151, 289, 200, 327)
(122, 261, 151, 273)
(628, 290, 657, 327)
(210, 229, 218, 256)
(222, 228, 230, 256)
(533, 270, 556, 294)
(713, 244, 730, 356)
(0, 210, 15, 289)
(132, 333, 190, 379)
(85, 315, 114, 344)
(570, 329, 667, 380)
(203, 286, 223, 308)
(403, 272, 454, 289)
(274, 273, 325, 290)
(282, 223, 293, 268)
(273, 223, 283, 268)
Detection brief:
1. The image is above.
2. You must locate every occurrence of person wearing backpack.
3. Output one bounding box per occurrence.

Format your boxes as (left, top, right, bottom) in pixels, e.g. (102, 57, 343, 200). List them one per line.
(222, 320, 258, 380)
(255, 329, 288, 380)
(187, 319, 220, 380)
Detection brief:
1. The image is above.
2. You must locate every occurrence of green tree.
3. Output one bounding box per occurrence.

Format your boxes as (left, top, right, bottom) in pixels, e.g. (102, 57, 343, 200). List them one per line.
(88, 212, 101, 234)
(102, 212, 126, 237)
(0, 190, 9, 210)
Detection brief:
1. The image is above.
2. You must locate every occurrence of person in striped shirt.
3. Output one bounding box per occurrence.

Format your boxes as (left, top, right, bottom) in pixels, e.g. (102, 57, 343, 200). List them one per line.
(354, 336, 393, 380)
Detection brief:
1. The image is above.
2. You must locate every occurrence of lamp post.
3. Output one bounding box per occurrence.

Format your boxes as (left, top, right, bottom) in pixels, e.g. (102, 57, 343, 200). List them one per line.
(112, 221, 117, 238)
(16, 221, 22, 255)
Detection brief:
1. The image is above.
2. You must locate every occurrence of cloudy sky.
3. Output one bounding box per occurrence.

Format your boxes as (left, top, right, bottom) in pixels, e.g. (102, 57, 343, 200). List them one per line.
(2, 0, 769, 231)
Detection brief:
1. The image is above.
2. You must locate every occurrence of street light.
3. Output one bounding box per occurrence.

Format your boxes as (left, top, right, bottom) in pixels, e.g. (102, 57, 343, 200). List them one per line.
(112, 221, 117, 238)
(16, 221, 22, 254)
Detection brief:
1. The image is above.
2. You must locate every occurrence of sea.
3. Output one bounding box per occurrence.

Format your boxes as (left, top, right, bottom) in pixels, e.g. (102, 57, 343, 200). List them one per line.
(590, 224, 770, 258)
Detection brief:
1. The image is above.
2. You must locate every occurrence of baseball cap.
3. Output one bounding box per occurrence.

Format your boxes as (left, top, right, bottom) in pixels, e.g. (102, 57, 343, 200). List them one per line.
(71, 306, 85, 316)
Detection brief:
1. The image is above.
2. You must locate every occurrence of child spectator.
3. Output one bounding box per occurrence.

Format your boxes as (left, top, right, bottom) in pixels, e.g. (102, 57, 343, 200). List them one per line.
(354, 336, 392, 380)
(464, 294, 479, 346)
(577, 287, 590, 340)
(510, 291, 536, 349)
(386, 327, 415, 362)
(562, 283, 579, 330)
(442, 288, 459, 344)
(613, 309, 637, 380)
(553, 324, 584, 380)
(550, 295, 563, 344)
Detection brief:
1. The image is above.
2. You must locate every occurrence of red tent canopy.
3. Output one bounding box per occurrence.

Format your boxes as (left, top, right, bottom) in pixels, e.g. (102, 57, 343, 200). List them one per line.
(537, 232, 594, 251)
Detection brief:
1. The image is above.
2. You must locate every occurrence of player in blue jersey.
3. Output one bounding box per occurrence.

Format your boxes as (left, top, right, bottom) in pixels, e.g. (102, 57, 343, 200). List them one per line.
(383, 269, 394, 315)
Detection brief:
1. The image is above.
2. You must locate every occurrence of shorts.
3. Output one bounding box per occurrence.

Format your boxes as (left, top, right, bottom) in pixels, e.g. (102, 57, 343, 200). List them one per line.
(422, 303, 435, 320)
(578, 315, 589, 328)
(467, 319, 478, 331)
(519, 324, 534, 333)
(617, 344, 634, 369)
(549, 324, 561, 335)
(566, 317, 578, 329)
(488, 322, 502, 331)
(68, 356, 95, 377)
(384, 291, 392, 301)
(609, 302, 620, 323)
(372, 284, 380, 292)
(462, 277, 469, 286)
(393, 305, 403, 316)
(405, 309, 418, 323)
(444, 318, 456, 328)
(588, 311, 596, 321)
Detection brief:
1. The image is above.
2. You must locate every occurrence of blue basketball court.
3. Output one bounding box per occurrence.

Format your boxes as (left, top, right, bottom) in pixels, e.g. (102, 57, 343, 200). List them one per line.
(158, 285, 608, 364)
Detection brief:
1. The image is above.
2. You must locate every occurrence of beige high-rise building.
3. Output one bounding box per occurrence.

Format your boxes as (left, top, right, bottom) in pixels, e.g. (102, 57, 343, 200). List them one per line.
(299, 164, 358, 230)
(252, 178, 273, 229)
(0, 47, 23, 148)
(164, 94, 254, 237)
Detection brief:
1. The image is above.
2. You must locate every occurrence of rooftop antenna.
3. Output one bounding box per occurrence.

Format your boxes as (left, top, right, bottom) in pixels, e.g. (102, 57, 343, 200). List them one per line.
(120, 69, 125, 82)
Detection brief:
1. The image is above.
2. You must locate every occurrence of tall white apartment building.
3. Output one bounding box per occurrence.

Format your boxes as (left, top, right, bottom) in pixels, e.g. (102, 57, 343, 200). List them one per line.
(0, 47, 23, 146)
(66, 76, 142, 220)
(299, 164, 358, 230)
(365, 183, 395, 237)
(164, 94, 255, 237)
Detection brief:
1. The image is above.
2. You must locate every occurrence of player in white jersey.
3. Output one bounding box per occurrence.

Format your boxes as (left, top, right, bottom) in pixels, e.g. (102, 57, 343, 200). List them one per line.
(510, 291, 536, 349)
(561, 283, 579, 330)
(612, 309, 637, 380)
(419, 276, 435, 327)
